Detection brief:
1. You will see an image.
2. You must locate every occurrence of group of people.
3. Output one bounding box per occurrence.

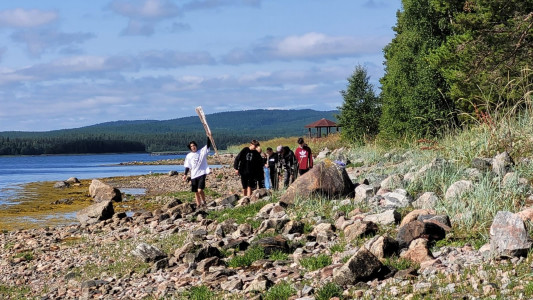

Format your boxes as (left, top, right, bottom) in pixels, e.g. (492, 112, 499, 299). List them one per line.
(234, 137, 313, 196)
(182, 136, 314, 207)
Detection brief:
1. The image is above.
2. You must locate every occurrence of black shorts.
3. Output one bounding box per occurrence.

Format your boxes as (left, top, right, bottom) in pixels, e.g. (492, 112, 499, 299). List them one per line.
(240, 175, 256, 189)
(191, 174, 206, 192)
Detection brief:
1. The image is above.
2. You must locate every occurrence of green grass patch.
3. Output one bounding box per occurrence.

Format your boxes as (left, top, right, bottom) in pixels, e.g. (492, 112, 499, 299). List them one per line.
(227, 245, 265, 268)
(329, 241, 346, 254)
(207, 200, 273, 228)
(383, 256, 419, 271)
(268, 250, 289, 261)
(14, 251, 34, 261)
(299, 254, 332, 271)
(315, 282, 343, 300)
(0, 284, 32, 299)
(178, 285, 217, 300)
(264, 281, 296, 300)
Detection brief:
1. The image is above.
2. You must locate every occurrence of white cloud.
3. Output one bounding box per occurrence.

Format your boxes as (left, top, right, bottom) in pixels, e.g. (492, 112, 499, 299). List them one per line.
(0, 8, 57, 28)
(222, 32, 390, 64)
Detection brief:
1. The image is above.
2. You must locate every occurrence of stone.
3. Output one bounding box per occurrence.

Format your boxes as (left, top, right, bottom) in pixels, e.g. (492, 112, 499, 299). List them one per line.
(282, 220, 304, 234)
(400, 209, 436, 227)
(380, 189, 413, 208)
(354, 184, 374, 202)
(490, 211, 531, 258)
(76, 200, 114, 226)
(471, 157, 492, 172)
(332, 248, 390, 286)
(492, 152, 513, 177)
(65, 177, 80, 184)
(397, 220, 446, 249)
(380, 174, 403, 190)
(53, 181, 69, 189)
(195, 246, 222, 262)
(400, 238, 434, 263)
(89, 179, 122, 202)
(344, 220, 378, 242)
(245, 275, 273, 292)
(131, 243, 167, 263)
(444, 180, 473, 200)
(363, 209, 401, 226)
(412, 192, 439, 209)
(364, 235, 399, 259)
(252, 235, 290, 255)
(280, 159, 354, 205)
(215, 194, 239, 207)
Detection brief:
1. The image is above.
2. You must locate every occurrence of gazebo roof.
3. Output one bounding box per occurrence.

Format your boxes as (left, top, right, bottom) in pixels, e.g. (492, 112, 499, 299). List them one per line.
(304, 118, 338, 128)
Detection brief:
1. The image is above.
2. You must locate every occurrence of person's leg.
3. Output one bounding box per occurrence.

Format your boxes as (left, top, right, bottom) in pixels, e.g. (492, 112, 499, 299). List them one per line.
(194, 191, 202, 206)
(197, 175, 207, 205)
(241, 176, 248, 197)
(283, 169, 290, 187)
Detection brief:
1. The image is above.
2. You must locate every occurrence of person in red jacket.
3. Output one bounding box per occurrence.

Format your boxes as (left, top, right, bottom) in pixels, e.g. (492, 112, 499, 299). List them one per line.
(295, 137, 313, 176)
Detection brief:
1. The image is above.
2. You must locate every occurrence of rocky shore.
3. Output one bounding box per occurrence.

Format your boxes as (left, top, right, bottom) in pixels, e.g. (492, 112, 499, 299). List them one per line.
(1, 149, 533, 299)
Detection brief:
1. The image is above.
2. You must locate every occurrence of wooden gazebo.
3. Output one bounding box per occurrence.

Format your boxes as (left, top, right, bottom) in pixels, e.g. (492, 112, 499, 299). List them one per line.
(305, 118, 339, 138)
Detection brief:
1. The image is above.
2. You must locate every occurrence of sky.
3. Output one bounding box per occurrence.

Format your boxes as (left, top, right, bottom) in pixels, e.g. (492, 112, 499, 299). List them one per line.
(0, 0, 402, 132)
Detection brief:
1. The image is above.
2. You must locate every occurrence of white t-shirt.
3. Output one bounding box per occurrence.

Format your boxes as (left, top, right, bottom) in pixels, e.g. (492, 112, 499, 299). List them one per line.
(184, 145, 211, 179)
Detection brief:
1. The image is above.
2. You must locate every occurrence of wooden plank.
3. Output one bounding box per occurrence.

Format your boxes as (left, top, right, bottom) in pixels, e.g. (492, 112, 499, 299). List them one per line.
(195, 106, 218, 155)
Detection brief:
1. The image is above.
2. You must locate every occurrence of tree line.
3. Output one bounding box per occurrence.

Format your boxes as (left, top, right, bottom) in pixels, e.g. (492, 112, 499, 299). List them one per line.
(337, 0, 532, 143)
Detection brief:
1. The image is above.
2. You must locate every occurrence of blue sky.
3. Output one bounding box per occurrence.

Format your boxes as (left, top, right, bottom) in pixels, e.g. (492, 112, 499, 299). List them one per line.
(0, 0, 401, 131)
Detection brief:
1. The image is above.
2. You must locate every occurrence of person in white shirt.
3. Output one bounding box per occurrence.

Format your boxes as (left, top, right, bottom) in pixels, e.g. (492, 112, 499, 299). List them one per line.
(183, 138, 211, 207)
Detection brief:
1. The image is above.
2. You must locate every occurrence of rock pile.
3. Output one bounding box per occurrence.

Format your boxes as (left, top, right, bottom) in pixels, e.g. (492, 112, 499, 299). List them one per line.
(1, 150, 532, 299)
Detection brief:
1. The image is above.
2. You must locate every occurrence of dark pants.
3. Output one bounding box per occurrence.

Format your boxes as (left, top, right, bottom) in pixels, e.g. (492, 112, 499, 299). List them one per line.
(269, 169, 278, 190)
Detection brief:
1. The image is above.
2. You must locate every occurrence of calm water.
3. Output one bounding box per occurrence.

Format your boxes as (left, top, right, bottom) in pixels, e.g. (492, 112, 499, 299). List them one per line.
(0, 153, 186, 205)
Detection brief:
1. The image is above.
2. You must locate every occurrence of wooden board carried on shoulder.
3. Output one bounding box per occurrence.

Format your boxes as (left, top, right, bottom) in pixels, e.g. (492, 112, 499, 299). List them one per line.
(195, 106, 219, 156)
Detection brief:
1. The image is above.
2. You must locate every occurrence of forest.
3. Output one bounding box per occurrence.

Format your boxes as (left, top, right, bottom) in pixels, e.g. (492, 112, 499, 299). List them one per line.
(0, 109, 338, 155)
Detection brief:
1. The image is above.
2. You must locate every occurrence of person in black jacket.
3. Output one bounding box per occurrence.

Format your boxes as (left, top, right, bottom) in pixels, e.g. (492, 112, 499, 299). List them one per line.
(278, 145, 296, 188)
(234, 140, 263, 196)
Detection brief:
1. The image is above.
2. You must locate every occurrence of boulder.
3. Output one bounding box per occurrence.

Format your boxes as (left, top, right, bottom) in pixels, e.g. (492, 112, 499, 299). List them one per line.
(252, 235, 290, 255)
(400, 238, 434, 263)
(88, 179, 122, 202)
(76, 200, 114, 226)
(364, 235, 399, 259)
(490, 211, 531, 258)
(280, 159, 354, 205)
(363, 209, 401, 226)
(65, 177, 80, 184)
(344, 219, 378, 242)
(397, 220, 446, 249)
(412, 192, 439, 209)
(332, 248, 391, 286)
(53, 181, 69, 189)
(131, 243, 167, 263)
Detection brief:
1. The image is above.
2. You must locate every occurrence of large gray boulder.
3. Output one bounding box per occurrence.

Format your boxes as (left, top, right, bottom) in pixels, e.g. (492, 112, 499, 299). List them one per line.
(76, 200, 114, 226)
(280, 159, 354, 205)
(490, 211, 531, 258)
(89, 179, 122, 202)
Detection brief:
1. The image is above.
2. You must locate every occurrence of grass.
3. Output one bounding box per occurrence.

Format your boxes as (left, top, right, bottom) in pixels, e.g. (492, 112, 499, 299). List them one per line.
(207, 199, 274, 229)
(315, 282, 343, 300)
(178, 285, 217, 300)
(0, 285, 33, 300)
(299, 254, 332, 271)
(227, 245, 265, 268)
(383, 256, 419, 271)
(263, 281, 296, 300)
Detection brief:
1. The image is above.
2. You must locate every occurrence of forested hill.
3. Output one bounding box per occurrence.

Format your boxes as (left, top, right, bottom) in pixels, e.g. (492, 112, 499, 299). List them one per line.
(0, 109, 338, 155)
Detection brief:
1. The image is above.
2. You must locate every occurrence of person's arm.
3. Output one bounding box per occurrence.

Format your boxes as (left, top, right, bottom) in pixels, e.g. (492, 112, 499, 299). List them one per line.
(234, 149, 242, 173)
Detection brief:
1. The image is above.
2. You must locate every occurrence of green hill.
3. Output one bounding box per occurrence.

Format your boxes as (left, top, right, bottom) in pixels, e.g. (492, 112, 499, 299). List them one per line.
(0, 109, 338, 155)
